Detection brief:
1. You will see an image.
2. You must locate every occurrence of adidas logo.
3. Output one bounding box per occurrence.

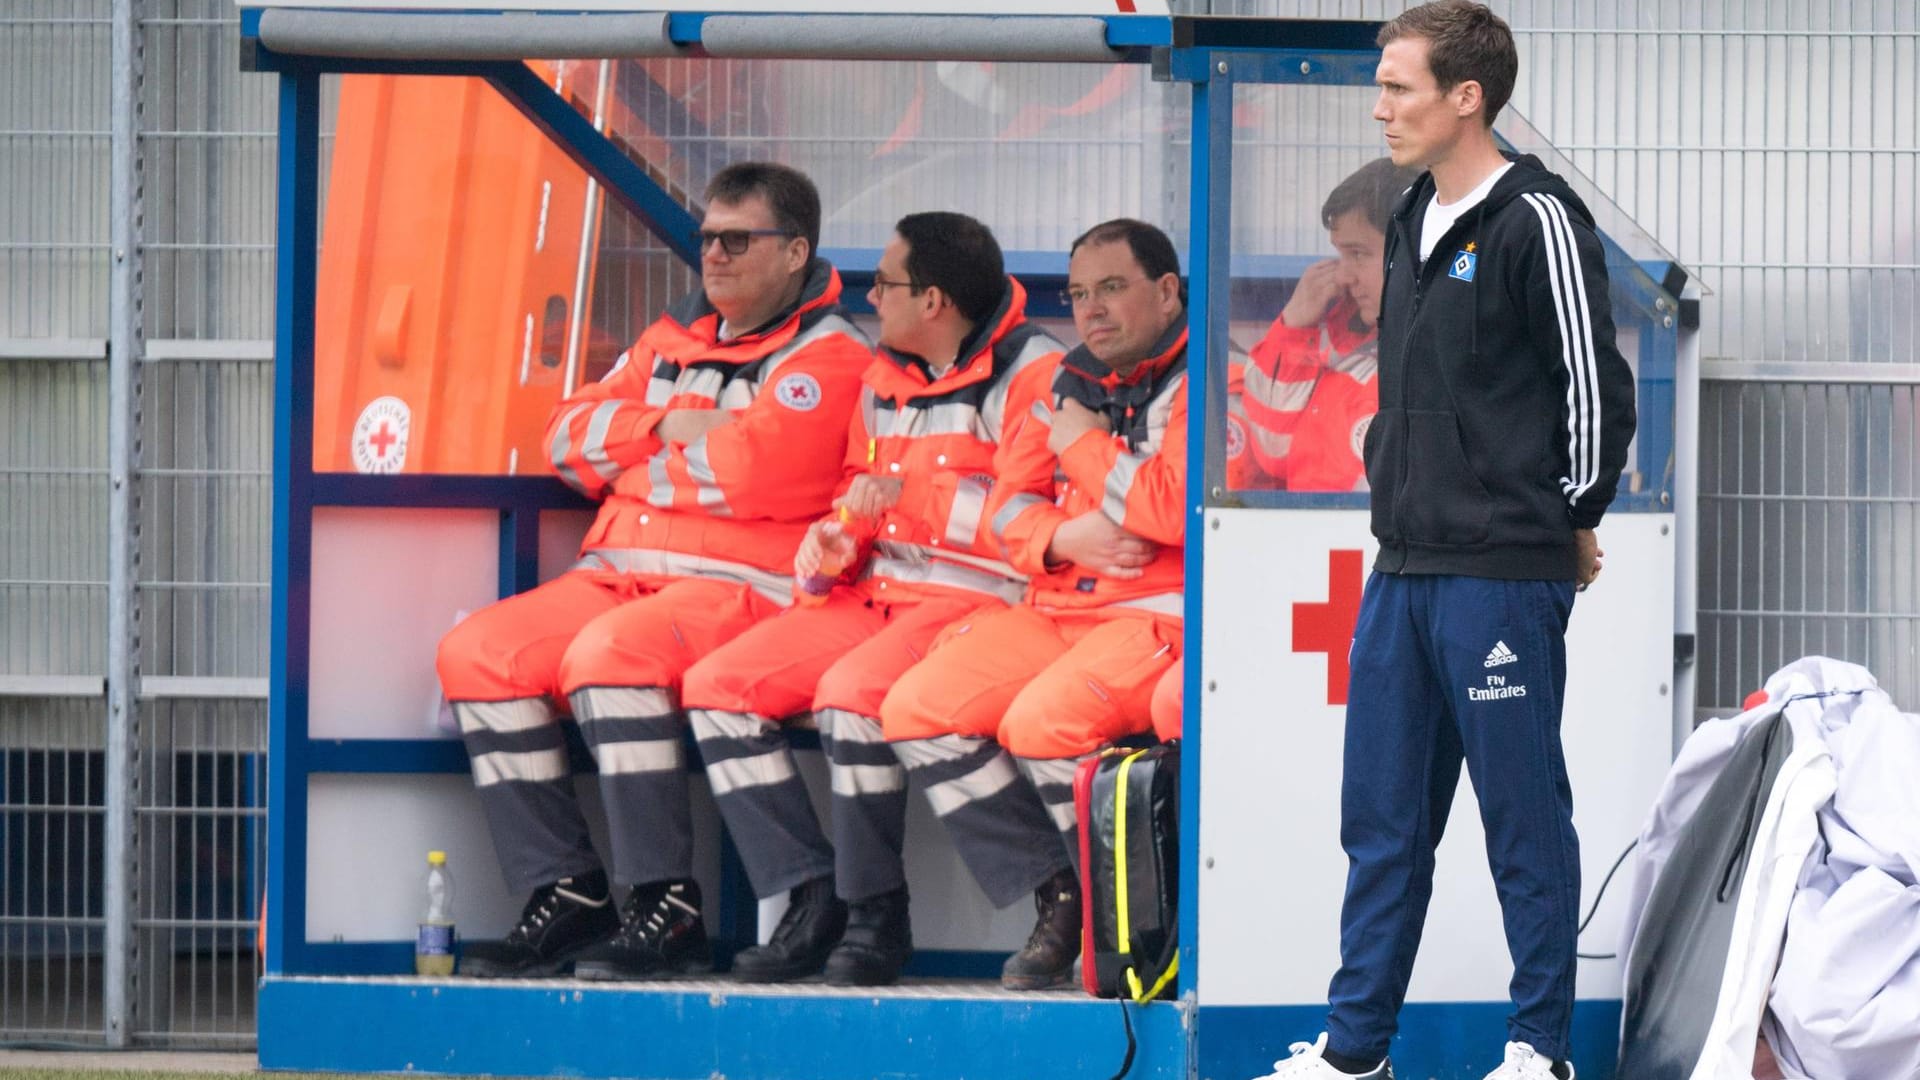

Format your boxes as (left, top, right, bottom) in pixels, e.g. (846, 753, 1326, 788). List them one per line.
(1484, 641, 1519, 668)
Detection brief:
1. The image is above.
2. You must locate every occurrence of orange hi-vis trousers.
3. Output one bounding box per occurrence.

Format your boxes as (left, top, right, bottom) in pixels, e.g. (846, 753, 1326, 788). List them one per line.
(675, 587, 1063, 906)
(435, 568, 782, 892)
(878, 603, 1182, 866)
(1150, 659, 1184, 742)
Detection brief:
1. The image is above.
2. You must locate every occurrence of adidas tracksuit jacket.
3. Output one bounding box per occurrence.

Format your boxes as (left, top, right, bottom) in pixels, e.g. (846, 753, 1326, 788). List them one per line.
(1325, 154, 1637, 1068)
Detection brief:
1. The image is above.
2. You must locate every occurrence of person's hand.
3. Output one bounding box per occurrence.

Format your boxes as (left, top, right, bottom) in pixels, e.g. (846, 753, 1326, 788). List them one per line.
(1044, 511, 1157, 579)
(1280, 259, 1346, 329)
(834, 475, 903, 519)
(1048, 398, 1110, 456)
(656, 408, 730, 444)
(1574, 528, 1603, 591)
(795, 520, 858, 580)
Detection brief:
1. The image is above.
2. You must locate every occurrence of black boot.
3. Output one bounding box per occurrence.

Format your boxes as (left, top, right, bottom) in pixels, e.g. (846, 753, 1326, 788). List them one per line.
(573, 878, 713, 981)
(1001, 867, 1081, 990)
(729, 876, 847, 982)
(823, 886, 912, 987)
(461, 869, 618, 978)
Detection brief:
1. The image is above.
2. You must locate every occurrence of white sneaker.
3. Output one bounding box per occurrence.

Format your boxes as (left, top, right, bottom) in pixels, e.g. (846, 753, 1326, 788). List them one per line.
(1251, 1032, 1392, 1079)
(1481, 1041, 1572, 1080)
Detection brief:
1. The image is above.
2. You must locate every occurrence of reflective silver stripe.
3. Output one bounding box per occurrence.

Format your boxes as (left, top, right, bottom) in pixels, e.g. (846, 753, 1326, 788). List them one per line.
(829, 761, 904, 798)
(1016, 755, 1081, 829)
(818, 707, 885, 745)
(681, 437, 734, 517)
(1240, 362, 1316, 415)
(549, 401, 595, 490)
(571, 685, 673, 723)
(912, 401, 984, 439)
(644, 368, 677, 407)
(866, 540, 1024, 603)
(672, 367, 726, 402)
(991, 491, 1048, 539)
(1138, 372, 1184, 456)
(687, 707, 767, 742)
(579, 399, 625, 485)
(594, 739, 683, 776)
(707, 751, 797, 796)
(578, 547, 794, 606)
(1109, 592, 1185, 618)
(759, 313, 868, 382)
(980, 333, 1063, 439)
(857, 387, 878, 441)
(471, 747, 570, 787)
(943, 476, 990, 548)
(1040, 793, 1077, 831)
(893, 733, 983, 770)
(1101, 450, 1146, 523)
(922, 753, 1018, 817)
(1029, 399, 1052, 425)
(455, 698, 552, 735)
(644, 455, 677, 509)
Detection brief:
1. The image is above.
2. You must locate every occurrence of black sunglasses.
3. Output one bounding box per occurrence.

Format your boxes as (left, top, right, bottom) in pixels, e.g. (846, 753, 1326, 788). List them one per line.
(698, 228, 796, 256)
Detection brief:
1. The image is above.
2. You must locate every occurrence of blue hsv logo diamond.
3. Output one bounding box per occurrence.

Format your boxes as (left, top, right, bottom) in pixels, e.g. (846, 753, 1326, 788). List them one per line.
(1449, 250, 1478, 282)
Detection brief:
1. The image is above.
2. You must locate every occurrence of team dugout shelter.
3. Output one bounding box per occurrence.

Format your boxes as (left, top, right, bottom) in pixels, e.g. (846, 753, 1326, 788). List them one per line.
(240, 2, 1700, 1077)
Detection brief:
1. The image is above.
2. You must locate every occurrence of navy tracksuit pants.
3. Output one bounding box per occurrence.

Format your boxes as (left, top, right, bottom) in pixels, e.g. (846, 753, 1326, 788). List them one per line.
(1326, 572, 1580, 1064)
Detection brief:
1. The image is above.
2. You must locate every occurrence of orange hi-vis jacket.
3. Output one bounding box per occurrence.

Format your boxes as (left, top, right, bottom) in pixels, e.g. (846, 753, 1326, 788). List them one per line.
(834, 279, 1065, 605)
(545, 259, 872, 602)
(1230, 296, 1378, 492)
(985, 322, 1188, 617)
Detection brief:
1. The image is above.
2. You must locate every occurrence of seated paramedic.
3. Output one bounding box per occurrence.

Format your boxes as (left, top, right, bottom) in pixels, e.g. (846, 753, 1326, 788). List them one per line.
(677, 211, 1068, 986)
(434, 162, 871, 980)
(1230, 156, 1417, 491)
(879, 218, 1187, 990)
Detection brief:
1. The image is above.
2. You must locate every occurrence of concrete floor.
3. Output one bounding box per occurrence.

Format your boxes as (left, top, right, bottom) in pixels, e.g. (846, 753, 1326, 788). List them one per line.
(0, 1049, 256, 1073)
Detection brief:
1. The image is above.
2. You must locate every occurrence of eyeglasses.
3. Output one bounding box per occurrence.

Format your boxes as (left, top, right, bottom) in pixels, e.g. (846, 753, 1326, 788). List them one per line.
(698, 228, 795, 256)
(1060, 276, 1146, 308)
(869, 274, 923, 297)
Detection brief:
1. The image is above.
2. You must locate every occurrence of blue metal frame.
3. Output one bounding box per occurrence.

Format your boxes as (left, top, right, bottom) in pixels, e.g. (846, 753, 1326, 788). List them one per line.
(252, 11, 1675, 1077)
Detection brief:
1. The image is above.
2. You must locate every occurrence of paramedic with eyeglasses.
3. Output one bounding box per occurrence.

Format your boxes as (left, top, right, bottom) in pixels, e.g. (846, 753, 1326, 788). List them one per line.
(435, 162, 872, 982)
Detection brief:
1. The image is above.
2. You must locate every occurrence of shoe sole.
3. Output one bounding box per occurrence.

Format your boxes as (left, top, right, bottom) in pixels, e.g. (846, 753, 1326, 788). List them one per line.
(1000, 970, 1072, 991)
(461, 936, 617, 979)
(573, 956, 713, 982)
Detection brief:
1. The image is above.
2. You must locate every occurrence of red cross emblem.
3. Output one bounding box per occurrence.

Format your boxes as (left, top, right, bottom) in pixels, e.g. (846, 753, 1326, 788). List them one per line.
(1292, 549, 1365, 706)
(368, 421, 398, 458)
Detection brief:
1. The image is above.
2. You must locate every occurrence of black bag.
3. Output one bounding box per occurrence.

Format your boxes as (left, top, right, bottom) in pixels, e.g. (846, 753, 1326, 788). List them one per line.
(1075, 743, 1179, 1002)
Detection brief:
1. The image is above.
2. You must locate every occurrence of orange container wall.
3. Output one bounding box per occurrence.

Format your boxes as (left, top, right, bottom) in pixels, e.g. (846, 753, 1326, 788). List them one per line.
(314, 69, 604, 476)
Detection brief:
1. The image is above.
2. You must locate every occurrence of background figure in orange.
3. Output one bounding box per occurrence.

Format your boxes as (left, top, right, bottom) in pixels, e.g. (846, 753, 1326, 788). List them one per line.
(434, 163, 872, 981)
(1230, 156, 1418, 492)
(880, 219, 1188, 991)
(677, 212, 1067, 987)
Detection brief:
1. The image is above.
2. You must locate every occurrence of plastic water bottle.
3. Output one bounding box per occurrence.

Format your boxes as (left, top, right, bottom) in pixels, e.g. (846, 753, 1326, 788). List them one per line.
(415, 850, 455, 976)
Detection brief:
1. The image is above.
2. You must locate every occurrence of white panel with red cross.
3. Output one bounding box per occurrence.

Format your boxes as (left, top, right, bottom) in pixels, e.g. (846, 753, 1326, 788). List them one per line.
(1195, 508, 1675, 1008)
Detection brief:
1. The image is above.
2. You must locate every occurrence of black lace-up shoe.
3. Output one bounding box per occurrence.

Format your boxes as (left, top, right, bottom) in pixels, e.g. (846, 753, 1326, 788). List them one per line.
(573, 879, 712, 981)
(1001, 867, 1081, 990)
(823, 886, 912, 987)
(461, 869, 617, 978)
(729, 876, 847, 982)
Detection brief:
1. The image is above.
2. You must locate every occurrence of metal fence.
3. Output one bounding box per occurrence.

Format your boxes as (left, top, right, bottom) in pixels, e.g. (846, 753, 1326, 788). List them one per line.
(2, 0, 1917, 1048)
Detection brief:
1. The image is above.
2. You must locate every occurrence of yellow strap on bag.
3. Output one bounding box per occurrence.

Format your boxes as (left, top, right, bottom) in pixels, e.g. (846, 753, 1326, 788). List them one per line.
(1113, 748, 1177, 1003)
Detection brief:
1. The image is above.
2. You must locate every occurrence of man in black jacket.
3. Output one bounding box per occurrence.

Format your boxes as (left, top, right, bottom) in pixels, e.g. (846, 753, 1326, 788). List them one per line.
(1255, 4, 1635, 1080)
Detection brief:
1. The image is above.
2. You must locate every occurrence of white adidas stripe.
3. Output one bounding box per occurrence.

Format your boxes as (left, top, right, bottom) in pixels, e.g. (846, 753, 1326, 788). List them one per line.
(1521, 192, 1602, 509)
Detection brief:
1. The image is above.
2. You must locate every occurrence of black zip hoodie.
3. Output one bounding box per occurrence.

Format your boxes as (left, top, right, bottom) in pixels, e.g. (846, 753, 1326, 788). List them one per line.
(1367, 153, 1638, 580)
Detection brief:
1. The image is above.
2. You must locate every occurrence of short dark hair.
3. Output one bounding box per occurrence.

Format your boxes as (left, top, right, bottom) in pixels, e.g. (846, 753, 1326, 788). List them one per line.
(1322, 157, 1422, 235)
(1069, 218, 1182, 288)
(703, 161, 822, 258)
(1378, 0, 1519, 128)
(893, 212, 1005, 326)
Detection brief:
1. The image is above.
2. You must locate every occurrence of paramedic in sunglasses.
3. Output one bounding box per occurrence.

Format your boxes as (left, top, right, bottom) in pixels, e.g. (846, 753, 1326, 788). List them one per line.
(1254, 4, 1635, 1080)
(436, 162, 872, 980)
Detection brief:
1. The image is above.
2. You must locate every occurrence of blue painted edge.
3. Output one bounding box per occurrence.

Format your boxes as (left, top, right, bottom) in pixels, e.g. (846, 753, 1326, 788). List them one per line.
(310, 472, 592, 510)
(267, 67, 321, 980)
(1196, 999, 1623, 1080)
(257, 976, 1188, 1080)
(481, 61, 705, 266)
